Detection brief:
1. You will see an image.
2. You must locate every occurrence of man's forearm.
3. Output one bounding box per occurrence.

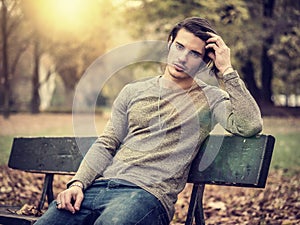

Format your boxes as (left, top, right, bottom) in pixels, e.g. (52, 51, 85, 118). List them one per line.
(217, 71, 263, 136)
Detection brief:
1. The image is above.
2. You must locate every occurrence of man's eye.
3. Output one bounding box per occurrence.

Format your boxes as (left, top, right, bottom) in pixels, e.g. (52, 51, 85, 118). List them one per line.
(190, 51, 201, 58)
(175, 43, 184, 50)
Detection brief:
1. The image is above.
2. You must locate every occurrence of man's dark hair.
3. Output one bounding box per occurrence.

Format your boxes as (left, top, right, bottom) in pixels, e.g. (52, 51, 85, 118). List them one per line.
(168, 17, 217, 43)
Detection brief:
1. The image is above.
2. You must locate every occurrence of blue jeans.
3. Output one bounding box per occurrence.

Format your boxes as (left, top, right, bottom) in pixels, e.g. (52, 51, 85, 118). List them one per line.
(35, 179, 169, 225)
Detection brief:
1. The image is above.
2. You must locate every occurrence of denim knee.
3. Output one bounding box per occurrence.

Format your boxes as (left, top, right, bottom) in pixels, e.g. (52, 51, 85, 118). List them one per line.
(92, 188, 169, 225)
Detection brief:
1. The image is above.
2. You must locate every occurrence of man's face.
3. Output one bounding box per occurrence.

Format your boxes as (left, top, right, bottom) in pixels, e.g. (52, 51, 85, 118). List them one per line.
(166, 28, 206, 80)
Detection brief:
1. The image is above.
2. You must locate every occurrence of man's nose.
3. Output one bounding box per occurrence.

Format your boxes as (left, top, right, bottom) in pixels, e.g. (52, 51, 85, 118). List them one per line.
(178, 50, 189, 63)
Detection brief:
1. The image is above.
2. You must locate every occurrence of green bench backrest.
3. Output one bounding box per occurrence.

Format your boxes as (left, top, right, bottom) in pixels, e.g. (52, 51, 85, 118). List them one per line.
(8, 135, 274, 187)
(8, 137, 96, 174)
(188, 135, 275, 188)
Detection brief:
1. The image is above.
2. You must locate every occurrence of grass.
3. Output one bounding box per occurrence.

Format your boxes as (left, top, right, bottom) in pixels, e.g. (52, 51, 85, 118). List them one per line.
(0, 136, 13, 165)
(0, 114, 299, 175)
(262, 116, 300, 175)
(270, 132, 300, 174)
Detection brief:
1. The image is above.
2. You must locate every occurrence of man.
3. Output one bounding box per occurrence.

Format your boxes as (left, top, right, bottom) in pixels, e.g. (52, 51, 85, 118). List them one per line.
(35, 17, 262, 225)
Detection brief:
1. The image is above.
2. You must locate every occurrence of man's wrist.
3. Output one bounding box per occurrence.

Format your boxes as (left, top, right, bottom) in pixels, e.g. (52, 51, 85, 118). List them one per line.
(221, 66, 234, 75)
(68, 181, 84, 190)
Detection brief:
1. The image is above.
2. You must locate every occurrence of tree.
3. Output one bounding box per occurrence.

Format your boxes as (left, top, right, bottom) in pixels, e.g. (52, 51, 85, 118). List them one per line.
(0, 0, 10, 118)
(22, 0, 122, 110)
(269, 24, 300, 106)
(244, 0, 299, 106)
(0, 0, 30, 118)
(123, 0, 249, 40)
(261, 0, 275, 105)
(30, 36, 41, 113)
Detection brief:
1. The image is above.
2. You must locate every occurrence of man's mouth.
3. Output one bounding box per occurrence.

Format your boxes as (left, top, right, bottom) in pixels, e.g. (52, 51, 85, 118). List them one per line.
(173, 63, 186, 72)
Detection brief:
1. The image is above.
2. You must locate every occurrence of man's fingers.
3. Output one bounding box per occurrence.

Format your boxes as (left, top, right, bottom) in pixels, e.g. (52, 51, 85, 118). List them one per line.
(55, 188, 84, 214)
(205, 43, 218, 51)
(55, 200, 62, 209)
(204, 32, 232, 72)
(56, 193, 63, 209)
(56, 191, 76, 213)
(206, 32, 225, 47)
(207, 51, 216, 61)
(73, 193, 84, 211)
(65, 192, 78, 213)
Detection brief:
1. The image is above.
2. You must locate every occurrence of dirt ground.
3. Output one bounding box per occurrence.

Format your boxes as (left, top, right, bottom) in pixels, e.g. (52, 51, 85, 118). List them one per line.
(0, 113, 109, 136)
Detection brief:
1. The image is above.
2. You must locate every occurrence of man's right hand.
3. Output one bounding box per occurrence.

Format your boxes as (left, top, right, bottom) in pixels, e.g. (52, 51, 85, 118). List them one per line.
(56, 182, 84, 214)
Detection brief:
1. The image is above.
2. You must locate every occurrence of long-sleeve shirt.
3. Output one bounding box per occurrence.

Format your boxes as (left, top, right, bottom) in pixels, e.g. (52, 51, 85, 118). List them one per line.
(69, 71, 263, 220)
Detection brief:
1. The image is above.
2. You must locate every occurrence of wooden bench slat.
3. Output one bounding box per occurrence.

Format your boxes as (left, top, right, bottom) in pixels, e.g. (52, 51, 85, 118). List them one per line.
(8, 137, 97, 174)
(188, 135, 275, 188)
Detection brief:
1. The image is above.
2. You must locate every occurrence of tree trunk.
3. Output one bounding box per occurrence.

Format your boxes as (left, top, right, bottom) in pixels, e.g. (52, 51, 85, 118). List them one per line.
(31, 38, 41, 114)
(261, 37, 274, 105)
(261, 0, 275, 105)
(1, 0, 10, 118)
(64, 86, 75, 111)
(241, 59, 261, 104)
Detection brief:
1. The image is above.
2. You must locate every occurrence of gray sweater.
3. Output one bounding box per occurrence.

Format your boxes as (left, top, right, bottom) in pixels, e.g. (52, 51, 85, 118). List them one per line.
(70, 71, 263, 220)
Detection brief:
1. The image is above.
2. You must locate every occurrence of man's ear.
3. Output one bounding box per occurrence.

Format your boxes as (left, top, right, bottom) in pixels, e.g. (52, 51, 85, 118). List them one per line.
(168, 42, 171, 50)
(167, 37, 173, 50)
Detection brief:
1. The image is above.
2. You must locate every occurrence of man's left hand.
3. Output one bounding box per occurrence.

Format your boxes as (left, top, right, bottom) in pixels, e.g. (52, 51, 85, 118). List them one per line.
(205, 32, 233, 75)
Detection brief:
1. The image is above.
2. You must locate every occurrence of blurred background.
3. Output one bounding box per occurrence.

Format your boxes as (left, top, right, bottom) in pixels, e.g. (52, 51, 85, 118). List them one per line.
(0, 0, 299, 115)
(0, 0, 299, 224)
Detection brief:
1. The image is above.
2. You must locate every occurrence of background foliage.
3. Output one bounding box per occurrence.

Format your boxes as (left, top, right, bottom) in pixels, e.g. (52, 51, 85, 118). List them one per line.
(0, 0, 299, 117)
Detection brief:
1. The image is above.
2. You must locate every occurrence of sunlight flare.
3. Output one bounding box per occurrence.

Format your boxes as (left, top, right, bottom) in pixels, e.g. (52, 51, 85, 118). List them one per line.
(40, 0, 93, 33)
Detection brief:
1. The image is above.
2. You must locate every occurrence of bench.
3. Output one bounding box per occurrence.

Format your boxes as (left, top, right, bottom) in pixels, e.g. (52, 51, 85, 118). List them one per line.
(0, 134, 275, 225)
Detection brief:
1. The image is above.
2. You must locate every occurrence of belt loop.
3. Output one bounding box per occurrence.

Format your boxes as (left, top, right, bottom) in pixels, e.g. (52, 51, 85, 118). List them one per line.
(107, 180, 118, 189)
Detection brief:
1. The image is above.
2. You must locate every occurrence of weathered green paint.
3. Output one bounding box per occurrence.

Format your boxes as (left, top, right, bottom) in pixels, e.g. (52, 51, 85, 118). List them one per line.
(8, 137, 97, 174)
(188, 135, 275, 188)
(9, 135, 275, 188)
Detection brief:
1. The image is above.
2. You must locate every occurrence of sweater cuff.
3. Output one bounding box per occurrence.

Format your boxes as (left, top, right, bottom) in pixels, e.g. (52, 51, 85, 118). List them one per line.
(223, 71, 242, 87)
(223, 70, 239, 82)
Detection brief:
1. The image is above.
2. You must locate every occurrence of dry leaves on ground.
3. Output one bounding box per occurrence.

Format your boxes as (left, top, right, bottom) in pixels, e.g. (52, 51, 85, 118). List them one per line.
(0, 166, 299, 224)
(6, 203, 43, 216)
(173, 170, 299, 225)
